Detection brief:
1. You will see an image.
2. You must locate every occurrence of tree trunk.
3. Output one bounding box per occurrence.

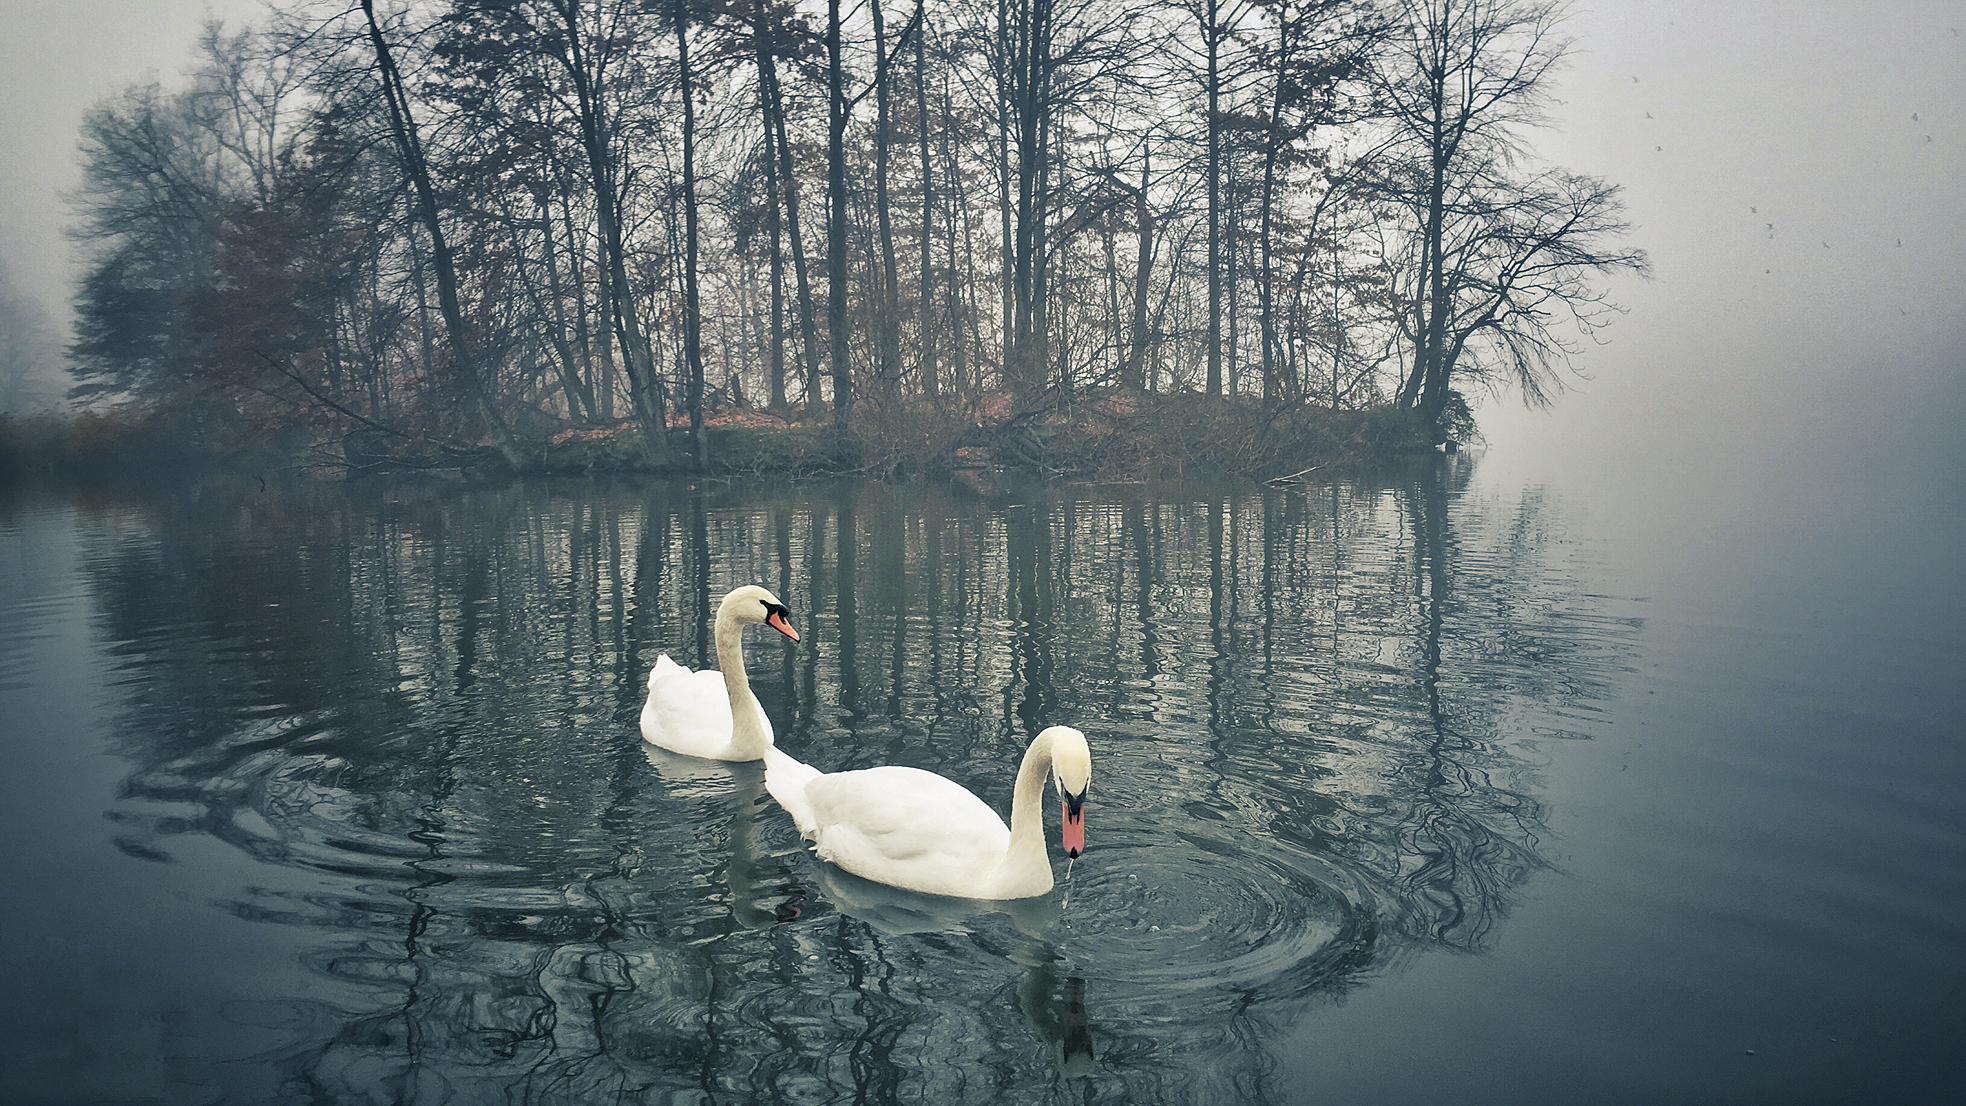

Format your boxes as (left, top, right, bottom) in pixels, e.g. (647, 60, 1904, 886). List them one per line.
(760, 39, 821, 411)
(676, 0, 707, 468)
(360, 0, 524, 468)
(915, 15, 937, 401)
(997, 0, 1014, 392)
(1204, 0, 1222, 397)
(871, 0, 902, 397)
(1258, 120, 1280, 406)
(943, 70, 971, 397)
(1008, 0, 1054, 404)
(1033, 92, 1054, 394)
(755, 6, 788, 410)
(561, 186, 606, 419)
(532, 190, 594, 421)
(827, 0, 852, 430)
(1226, 137, 1239, 396)
(1123, 147, 1153, 390)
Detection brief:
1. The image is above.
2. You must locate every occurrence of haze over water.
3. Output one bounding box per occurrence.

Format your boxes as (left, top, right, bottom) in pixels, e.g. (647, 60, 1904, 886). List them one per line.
(1, 2, 1962, 1102)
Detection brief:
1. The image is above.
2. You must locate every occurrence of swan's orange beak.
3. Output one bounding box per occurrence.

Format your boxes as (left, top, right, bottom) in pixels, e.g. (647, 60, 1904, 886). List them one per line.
(1061, 793, 1086, 858)
(765, 608, 800, 642)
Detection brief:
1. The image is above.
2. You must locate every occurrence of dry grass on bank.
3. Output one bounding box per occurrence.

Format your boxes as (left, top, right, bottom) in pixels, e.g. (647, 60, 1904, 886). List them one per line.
(5, 390, 1441, 484)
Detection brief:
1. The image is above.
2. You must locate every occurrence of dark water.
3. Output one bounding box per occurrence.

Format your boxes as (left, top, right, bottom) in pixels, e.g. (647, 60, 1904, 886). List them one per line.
(0, 460, 1958, 1104)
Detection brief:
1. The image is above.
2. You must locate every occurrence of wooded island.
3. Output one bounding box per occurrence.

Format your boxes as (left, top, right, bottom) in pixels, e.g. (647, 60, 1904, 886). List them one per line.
(6, 0, 1644, 480)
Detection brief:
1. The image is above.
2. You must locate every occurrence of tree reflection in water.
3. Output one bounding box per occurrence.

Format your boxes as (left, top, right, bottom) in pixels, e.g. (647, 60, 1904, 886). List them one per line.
(76, 462, 1639, 1103)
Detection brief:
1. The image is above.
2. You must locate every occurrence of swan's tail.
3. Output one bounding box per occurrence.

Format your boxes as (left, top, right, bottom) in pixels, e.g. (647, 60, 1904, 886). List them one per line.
(648, 653, 686, 691)
(763, 747, 822, 838)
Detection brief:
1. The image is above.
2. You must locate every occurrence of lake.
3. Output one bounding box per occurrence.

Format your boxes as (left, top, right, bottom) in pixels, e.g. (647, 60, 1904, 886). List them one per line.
(1, 456, 1959, 1104)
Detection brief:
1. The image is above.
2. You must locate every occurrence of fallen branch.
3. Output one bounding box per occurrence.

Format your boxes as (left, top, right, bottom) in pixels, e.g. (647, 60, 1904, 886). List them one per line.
(1265, 464, 1323, 486)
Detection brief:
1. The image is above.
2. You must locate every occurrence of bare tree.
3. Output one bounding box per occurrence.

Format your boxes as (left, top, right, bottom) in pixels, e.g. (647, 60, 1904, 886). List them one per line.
(1368, 0, 1645, 439)
(54, 0, 1643, 470)
(1245, 0, 1380, 407)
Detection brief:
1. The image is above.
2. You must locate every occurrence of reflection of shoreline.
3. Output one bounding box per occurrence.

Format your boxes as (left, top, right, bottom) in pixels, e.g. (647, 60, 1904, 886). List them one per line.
(60, 469, 1638, 1104)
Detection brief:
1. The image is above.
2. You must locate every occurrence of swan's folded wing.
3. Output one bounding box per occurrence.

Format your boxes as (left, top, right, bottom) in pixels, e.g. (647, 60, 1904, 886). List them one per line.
(805, 766, 1010, 896)
(648, 653, 688, 690)
(640, 667, 736, 757)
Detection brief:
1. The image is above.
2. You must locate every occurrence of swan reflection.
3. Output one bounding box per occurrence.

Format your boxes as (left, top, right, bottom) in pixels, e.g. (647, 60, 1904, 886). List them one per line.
(1017, 959, 1097, 1079)
(806, 861, 1058, 937)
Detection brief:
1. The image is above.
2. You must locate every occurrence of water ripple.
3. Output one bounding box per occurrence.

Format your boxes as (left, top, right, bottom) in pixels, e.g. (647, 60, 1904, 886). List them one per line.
(1057, 832, 1363, 1003)
(7, 473, 1649, 1104)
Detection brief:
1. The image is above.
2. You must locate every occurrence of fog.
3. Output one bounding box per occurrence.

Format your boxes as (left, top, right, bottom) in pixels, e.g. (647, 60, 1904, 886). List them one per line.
(0, 1, 264, 317)
(0, 1, 265, 409)
(1474, 1, 1965, 507)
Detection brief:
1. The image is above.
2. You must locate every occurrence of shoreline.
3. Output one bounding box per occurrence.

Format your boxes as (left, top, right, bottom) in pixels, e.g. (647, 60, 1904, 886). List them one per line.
(3, 392, 1460, 488)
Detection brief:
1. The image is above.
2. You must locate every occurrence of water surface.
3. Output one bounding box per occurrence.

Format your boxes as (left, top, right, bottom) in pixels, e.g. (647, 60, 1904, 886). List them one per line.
(0, 460, 1958, 1103)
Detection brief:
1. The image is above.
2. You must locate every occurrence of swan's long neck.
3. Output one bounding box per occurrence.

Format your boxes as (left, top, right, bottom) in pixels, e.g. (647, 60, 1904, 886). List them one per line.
(716, 603, 770, 758)
(997, 730, 1057, 894)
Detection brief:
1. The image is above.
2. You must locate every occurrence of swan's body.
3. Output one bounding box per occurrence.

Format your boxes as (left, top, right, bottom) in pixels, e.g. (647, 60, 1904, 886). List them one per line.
(640, 586, 799, 761)
(641, 654, 778, 759)
(766, 726, 1091, 900)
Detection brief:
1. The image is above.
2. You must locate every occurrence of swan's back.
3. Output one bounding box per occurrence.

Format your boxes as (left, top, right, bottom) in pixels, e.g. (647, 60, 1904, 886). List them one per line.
(639, 655, 771, 759)
(801, 765, 1012, 898)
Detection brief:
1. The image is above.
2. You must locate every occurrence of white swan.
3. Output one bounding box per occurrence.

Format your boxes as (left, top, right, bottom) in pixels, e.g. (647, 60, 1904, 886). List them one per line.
(640, 585, 800, 761)
(765, 726, 1091, 899)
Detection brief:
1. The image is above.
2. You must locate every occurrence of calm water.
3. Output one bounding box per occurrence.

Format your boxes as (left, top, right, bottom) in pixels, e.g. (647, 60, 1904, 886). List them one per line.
(0, 459, 1959, 1104)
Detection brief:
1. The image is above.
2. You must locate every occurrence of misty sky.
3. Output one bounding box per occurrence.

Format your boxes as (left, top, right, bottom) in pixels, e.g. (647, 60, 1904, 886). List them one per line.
(1, 0, 1960, 489)
(1477, 0, 1965, 502)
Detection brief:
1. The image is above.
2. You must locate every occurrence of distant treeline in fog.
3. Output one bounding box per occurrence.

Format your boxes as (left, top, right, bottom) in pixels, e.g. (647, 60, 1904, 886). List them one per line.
(58, 0, 1643, 471)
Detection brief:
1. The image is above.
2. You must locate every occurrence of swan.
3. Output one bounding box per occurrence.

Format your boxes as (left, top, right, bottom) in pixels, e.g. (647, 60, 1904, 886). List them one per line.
(765, 726, 1091, 899)
(640, 585, 800, 761)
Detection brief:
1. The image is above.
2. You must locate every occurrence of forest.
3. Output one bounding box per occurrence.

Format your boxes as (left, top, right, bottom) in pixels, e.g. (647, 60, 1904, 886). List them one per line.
(43, 0, 1645, 477)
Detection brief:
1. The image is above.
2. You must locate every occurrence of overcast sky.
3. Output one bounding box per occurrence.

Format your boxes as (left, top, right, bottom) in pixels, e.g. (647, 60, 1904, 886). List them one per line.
(1, 0, 1960, 489)
(1476, 0, 1965, 502)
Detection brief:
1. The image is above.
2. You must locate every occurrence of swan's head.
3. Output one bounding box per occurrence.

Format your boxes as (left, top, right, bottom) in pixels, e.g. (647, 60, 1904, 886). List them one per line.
(1043, 726, 1091, 859)
(720, 585, 800, 642)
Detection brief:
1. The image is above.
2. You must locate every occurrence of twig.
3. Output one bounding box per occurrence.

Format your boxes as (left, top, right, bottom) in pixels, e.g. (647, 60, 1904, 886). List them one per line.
(1265, 464, 1323, 486)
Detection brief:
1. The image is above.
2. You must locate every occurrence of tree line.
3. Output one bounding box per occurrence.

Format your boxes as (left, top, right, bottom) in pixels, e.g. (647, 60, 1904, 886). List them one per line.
(64, 0, 1645, 470)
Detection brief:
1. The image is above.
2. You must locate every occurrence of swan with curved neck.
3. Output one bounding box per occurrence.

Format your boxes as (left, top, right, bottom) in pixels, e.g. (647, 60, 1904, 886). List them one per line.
(640, 585, 799, 761)
(765, 726, 1092, 899)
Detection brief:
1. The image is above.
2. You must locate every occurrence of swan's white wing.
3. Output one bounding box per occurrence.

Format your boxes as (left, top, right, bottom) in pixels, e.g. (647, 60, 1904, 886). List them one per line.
(648, 653, 686, 690)
(639, 657, 771, 759)
(804, 766, 1011, 898)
